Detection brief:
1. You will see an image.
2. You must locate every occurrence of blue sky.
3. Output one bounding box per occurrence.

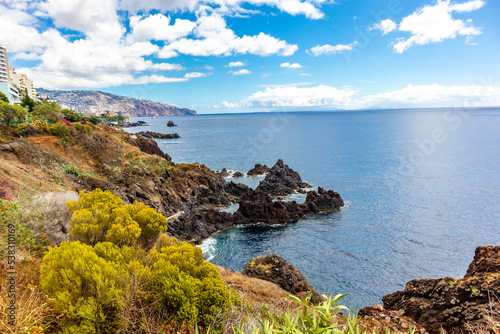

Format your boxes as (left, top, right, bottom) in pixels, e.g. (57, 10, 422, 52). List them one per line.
(1, 0, 499, 113)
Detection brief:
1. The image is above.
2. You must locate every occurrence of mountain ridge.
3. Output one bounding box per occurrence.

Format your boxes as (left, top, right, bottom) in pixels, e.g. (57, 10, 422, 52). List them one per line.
(36, 88, 196, 117)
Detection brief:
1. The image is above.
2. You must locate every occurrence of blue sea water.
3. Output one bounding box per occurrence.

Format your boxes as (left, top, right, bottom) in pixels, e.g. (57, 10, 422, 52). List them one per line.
(127, 108, 500, 310)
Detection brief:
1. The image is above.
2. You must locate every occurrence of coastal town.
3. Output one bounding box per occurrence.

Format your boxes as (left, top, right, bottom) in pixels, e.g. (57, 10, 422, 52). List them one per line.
(1, 45, 131, 121)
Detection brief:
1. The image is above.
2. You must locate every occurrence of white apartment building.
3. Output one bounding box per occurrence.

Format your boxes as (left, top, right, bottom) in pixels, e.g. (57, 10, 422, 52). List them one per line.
(0, 45, 21, 104)
(0, 46, 9, 83)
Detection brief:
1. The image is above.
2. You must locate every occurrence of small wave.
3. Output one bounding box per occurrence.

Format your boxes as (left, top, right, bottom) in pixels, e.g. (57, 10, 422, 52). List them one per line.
(162, 141, 180, 145)
(199, 237, 217, 262)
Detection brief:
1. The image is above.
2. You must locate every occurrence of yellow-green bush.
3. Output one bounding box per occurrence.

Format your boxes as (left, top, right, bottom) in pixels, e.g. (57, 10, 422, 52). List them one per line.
(67, 189, 167, 247)
(40, 241, 126, 333)
(43, 190, 229, 332)
(149, 236, 231, 325)
(48, 122, 70, 139)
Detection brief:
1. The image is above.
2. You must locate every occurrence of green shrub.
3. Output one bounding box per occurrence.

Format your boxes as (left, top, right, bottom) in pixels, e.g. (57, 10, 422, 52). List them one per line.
(0, 103, 27, 125)
(149, 237, 231, 325)
(40, 241, 126, 333)
(49, 122, 70, 139)
(67, 189, 167, 248)
(13, 122, 38, 136)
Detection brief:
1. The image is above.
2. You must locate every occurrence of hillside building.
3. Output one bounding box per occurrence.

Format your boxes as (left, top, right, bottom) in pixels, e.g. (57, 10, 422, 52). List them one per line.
(0, 46, 21, 104)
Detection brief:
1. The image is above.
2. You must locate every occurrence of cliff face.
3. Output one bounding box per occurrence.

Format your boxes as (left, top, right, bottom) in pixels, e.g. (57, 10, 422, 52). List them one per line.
(36, 88, 196, 117)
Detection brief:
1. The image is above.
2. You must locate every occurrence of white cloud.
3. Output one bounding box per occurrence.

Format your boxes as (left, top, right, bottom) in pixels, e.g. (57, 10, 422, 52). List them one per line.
(159, 12, 297, 57)
(184, 72, 208, 78)
(128, 14, 196, 43)
(38, 0, 124, 42)
(307, 41, 357, 56)
(151, 63, 185, 71)
(222, 101, 240, 108)
(370, 19, 397, 35)
(237, 83, 500, 109)
(0, 1, 297, 89)
(280, 62, 302, 69)
(241, 85, 357, 108)
(391, 0, 485, 53)
(230, 69, 252, 75)
(119, 0, 327, 20)
(360, 83, 500, 108)
(227, 61, 245, 67)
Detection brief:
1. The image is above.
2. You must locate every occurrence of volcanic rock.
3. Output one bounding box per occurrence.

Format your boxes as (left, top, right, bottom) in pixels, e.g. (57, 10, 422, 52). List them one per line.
(382, 246, 500, 334)
(167, 120, 177, 127)
(242, 254, 324, 304)
(218, 168, 229, 177)
(137, 131, 180, 139)
(133, 135, 172, 161)
(256, 159, 311, 196)
(233, 171, 244, 178)
(247, 163, 271, 176)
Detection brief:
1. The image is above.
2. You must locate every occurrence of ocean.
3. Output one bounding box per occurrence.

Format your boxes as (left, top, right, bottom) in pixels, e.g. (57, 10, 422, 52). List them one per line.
(126, 108, 500, 310)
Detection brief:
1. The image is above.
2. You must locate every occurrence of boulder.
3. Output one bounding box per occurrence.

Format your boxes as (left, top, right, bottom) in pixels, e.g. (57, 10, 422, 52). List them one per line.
(233, 171, 244, 178)
(242, 254, 324, 304)
(167, 120, 177, 127)
(256, 159, 311, 196)
(218, 168, 229, 177)
(247, 163, 271, 176)
(383, 246, 500, 334)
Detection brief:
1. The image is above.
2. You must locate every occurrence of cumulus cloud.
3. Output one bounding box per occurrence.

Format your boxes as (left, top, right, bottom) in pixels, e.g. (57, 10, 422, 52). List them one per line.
(0, 1, 297, 89)
(390, 0, 485, 53)
(307, 42, 357, 56)
(119, 0, 328, 19)
(237, 83, 500, 109)
(128, 14, 196, 42)
(370, 19, 397, 35)
(280, 62, 302, 69)
(230, 69, 252, 75)
(227, 61, 245, 67)
(241, 85, 357, 108)
(360, 83, 500, 108)
(159, 11, 297, 58)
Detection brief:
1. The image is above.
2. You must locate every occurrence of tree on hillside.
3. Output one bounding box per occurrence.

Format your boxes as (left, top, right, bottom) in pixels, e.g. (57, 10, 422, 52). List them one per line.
(62, 109, 82, 122)
(0, 103, 28, 125)
(21, 91, 36, 113)
(0, 91, 9, 104)
(33, 102, 63, 123)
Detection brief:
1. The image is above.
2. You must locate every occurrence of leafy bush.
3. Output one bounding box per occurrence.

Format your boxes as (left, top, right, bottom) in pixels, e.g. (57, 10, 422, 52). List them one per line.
(67, 189, 167, 247)
(40, 241, 126, 333)
(42, 193, 230, 332)
(1, 103, 28, 125)
(32, 119, 49, 133)
(13, 122, 38, 136)
(149, 236, 231, 325)
(33, 102, 63, 123)
(48, 122, 70, 139)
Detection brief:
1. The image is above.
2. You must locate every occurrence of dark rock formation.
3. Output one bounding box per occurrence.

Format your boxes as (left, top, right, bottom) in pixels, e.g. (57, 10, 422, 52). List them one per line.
(167, 120, 177, 127)
(168, 188, 343, 242)
(256, 159, 311, 196)
(233, 171, 244, 178)
(137, 131, 180, 139)
(242, 254, 324, 304)
(133, 135, 172, 161)
(218, 168, 229, 177)
(247, 163, 271, 176)
(382, 246, 500, 334)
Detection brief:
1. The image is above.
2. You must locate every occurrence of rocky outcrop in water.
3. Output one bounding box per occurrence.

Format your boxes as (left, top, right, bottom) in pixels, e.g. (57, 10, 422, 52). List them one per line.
(381, 246, 500, 334)
(137, 131, 180, 139)
(168, 187, 343, 243)
(247, 163, 271, 176)
(256, 159, 311, 196)
(218, 168, 229, 177)
(242, 254, 324, 305)
(233, 171, 244, 178)
(167, 120, 177, 127)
